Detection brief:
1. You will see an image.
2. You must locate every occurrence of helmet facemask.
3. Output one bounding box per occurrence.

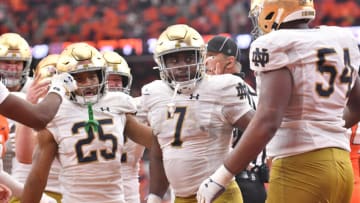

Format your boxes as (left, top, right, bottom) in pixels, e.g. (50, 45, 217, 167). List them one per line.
(0, 61, 26, 88)
(71, 67, 106, 105)
(158, 49, 204, 94)
(154, 24, 206, 94)
(105, 72, 132, 94)
(249, 0, 264, 39)
(57, 43, 107, 106)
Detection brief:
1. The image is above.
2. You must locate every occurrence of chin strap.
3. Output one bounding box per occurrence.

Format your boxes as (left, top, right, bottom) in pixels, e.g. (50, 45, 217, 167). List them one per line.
(85, 102, 99, 132)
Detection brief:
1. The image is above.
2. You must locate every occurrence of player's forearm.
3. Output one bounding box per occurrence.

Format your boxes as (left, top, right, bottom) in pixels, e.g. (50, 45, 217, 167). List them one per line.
(149, 141, 169, 197)
(0, 94, 61, 130)
(149, 158, 169, 197)
(15, 124, 36, 164)
(31, 93, 62, 129)
(225, 112, 279, 175)
(22, 174, 46, 203)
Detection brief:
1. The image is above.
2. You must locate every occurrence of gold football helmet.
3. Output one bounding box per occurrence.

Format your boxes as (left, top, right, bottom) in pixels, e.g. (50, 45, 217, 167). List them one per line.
(154, 24, 205, 94)
(0, 33, 32, 88)
(34, 54, 59, 82)
(57, 43, 107, 105)
(102, 51, 132, 94)
(249, 0, 315, 34)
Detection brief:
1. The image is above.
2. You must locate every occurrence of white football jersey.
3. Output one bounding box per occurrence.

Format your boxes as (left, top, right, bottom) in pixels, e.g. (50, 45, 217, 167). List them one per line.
(141, 74, 252, 197)
(47, 91, 136, 203)
(121, 96, 145, 203)
(250, 26, 360, 159)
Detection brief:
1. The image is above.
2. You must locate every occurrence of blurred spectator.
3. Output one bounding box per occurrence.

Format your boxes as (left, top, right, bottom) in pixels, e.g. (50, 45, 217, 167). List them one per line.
(1, 0, 358, 45)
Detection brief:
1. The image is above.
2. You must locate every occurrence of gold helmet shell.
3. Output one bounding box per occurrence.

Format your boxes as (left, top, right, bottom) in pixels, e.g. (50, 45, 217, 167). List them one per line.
(154, 24, 206, 94)
(0, 33, 32, 87)
(102, 51, 132, 94)
(250, 0, 315, 34)
(34, 54, 59, 82)
(57, 42, 106, 74)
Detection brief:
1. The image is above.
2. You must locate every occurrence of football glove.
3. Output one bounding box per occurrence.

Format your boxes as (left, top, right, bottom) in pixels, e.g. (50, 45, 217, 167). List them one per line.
(48, 72, 77, 97)
(196, 165, 234, 203)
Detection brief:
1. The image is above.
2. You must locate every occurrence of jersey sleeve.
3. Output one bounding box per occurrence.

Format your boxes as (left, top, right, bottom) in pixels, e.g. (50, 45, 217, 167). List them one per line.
(133, 96, 148, 124)
(249, 32, 290, 72)
(212, 75, 253, 125)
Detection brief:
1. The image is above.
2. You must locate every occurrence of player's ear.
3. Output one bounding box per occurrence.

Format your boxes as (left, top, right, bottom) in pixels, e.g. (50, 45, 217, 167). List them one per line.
(225, 56, 235, 69)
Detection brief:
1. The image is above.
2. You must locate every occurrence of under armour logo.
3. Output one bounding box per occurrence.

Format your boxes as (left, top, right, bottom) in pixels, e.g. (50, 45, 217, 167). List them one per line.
(189, 94, 199, 100)
(252, 48, 269, 67)
(236, 83, 248, 100)
(100, 107, 110, 112)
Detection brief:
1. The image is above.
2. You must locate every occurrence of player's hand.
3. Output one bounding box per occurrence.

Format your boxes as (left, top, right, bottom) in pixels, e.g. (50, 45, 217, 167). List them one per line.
(40, 193, 57, 203)
(0, 184, 11, 203)
(204, 56, 222, 75)
(26, 73, 51, 104)
(196, 165, 234, 203)
(48, 72, 77, 97)
(196, 178, 225, 203)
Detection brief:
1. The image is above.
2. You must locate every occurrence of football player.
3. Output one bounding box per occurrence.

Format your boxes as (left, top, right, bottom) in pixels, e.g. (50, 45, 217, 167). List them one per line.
(14, 54, 62, 203)
(143, 24, 255, 203)
(197, 0, 360, 203)
(22, 43, 152, 203)
(103, 51, 145, 203)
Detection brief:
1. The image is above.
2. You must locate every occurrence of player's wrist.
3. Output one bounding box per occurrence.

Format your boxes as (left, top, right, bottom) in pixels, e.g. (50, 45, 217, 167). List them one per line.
(146, 193, 162, 203)
(47, 82, 66, 98)
(211, 164, 234, 187)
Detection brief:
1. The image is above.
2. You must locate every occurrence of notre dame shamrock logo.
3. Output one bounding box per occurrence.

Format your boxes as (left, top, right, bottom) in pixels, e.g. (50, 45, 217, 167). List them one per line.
(252, 48, 269, 67)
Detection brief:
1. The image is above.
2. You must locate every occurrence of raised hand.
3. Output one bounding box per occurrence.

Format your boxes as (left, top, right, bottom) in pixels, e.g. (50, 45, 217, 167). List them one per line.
(26, 74, 51, 104)
(48, 72, 77, 97)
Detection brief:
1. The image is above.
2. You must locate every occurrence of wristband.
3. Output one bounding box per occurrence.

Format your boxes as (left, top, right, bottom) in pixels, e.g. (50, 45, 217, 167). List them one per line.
(211, 164, 235, 187)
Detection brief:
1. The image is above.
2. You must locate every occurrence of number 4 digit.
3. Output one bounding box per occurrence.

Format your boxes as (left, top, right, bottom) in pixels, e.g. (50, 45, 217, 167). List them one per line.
(340, 49, 354, 97)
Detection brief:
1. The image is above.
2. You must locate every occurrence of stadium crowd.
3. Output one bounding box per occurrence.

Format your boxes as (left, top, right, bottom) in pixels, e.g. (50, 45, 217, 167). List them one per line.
(0, 0, 359, 45)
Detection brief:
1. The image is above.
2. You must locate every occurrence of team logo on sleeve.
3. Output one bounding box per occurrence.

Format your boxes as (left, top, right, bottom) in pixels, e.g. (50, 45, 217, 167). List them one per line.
(236, 83, 248, 100)
(252, 48, 269, 67)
